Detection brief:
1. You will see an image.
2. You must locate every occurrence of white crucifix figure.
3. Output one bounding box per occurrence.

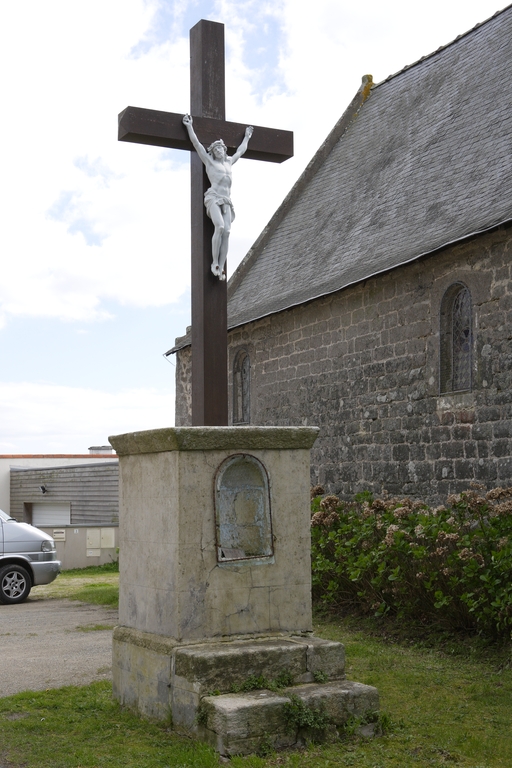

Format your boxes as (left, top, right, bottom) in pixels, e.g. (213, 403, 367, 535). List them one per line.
(183, 115, 253, 280)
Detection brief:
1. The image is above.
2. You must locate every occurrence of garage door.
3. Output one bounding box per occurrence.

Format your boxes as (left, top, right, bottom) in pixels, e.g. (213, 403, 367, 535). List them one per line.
(32, 502, 71, 527)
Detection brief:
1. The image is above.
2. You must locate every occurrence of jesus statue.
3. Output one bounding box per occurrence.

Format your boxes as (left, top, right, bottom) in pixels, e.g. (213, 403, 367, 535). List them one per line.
(183, 114, 253, 280)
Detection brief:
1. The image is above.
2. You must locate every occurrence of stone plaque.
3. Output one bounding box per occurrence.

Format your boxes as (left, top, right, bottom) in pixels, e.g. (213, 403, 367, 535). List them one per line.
(215, 454, 273, 562)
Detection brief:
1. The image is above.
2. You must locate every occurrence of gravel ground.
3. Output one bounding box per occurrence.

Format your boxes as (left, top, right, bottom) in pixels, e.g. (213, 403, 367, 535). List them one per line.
(0, 598, 118, 698)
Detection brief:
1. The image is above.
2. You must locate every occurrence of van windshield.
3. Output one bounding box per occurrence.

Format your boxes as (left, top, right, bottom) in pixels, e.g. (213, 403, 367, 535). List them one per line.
(0, 509, 14, 522)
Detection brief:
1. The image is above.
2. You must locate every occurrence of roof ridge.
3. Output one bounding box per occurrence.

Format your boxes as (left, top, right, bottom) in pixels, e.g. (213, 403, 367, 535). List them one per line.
(374, 3, 512, 88)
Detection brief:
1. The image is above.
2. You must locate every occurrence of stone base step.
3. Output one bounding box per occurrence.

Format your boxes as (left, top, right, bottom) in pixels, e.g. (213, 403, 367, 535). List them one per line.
(173, 634, 346, 694)
(113, 627, 379, 755)
(198, 680, 379, 756)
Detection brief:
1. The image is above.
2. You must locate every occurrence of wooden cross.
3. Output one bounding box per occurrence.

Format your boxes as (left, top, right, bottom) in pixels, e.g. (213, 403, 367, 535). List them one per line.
(118, 20, 293, 426)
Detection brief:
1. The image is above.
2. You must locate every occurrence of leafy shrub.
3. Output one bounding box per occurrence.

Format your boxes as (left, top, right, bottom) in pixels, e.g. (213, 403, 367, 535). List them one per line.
(311, 485, 512, 640)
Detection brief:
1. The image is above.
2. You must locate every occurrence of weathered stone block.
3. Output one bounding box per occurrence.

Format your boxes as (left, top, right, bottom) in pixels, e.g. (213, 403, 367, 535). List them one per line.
(112, 631, 174, 721)
(113, 627, 350, 736)
(475, 459, 498, 483)
(202, 690, 290, 740)
(442, 441, 465, 459)
(454, 459, 475, 479)
(392, 444, 410, 462)
(472, 423, 493, 441)
(493, 439, 511, 458)
(493, 420, 512, 438)
(288, 680, 380, 724)
(109, 427, 318, 642)
(198, 679, 379, 756)
(464, 441, 477, 458)
(174, 639, 307, 693)
(293, 636, 346, 681)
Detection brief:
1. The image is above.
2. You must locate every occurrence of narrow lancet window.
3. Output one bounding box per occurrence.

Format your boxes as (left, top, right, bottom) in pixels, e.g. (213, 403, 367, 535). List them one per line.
(233, 349, 251, 424)
(440, 283, 472, 393)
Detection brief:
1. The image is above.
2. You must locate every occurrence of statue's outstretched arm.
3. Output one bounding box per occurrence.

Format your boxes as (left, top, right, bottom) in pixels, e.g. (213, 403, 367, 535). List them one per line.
(231, 126, 253, 164)
(182, 114, 209, 164)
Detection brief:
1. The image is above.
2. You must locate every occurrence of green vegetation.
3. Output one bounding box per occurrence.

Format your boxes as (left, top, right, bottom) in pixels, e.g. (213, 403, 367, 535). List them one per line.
(0, 682, 218, 768)
(70, 581, 119, 607)
(75, 623, 116, 632)
(230, 670, 295, 693)
(311, 486, 512, 640)
(6, 487, 509, 765)
(1, 616, 511, 767)
(31, 563, 119, 608)
(283, 693, 332, 735)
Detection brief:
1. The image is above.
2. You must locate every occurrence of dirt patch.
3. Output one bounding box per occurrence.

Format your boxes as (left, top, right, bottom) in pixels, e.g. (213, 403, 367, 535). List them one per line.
(0, 598, 118, 698)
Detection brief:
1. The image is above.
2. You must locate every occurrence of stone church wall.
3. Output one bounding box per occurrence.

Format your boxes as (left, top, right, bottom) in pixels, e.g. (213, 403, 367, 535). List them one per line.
(175, 341, 192, 428)
(175, 224, 512, 503)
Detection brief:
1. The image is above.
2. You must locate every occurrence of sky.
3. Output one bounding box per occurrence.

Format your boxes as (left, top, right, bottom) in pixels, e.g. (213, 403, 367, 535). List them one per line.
(0, 0, 506, 453)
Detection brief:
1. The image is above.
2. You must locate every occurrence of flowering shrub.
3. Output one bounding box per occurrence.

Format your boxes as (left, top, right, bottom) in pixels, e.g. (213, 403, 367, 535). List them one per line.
(311, 485, 512, 640)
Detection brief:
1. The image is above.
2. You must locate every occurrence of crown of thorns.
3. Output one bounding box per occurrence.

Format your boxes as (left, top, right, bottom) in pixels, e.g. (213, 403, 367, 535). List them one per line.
(207, 139, 227, 154)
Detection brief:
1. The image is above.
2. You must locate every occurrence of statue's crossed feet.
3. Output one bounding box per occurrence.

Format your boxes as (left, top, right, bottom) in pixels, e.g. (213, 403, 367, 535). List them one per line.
(211, 263, 226, 280)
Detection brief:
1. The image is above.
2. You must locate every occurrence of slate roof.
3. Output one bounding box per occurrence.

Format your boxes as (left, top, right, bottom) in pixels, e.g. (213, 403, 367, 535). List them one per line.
(170, 5, 512, 352)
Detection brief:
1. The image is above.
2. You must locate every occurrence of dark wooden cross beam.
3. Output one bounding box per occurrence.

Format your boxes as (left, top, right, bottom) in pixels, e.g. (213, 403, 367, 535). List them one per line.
(118, 19, 293, 426)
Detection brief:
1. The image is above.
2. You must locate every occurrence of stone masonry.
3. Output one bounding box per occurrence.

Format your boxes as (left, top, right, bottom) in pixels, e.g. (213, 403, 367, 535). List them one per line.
(175, 224, 512, 503)
(109, 426, 379, 755)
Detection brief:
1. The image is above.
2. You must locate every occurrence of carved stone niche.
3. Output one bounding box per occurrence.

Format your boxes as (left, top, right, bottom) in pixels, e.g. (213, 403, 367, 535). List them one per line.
(215, 454, 273, 563)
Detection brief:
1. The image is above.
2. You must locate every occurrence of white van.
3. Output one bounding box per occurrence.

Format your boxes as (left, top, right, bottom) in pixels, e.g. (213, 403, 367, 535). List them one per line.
(0, 509, 61, 604)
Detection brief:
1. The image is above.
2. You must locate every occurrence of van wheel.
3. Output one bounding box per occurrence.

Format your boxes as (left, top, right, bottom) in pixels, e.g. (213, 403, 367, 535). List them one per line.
(0, 565, 32, 604)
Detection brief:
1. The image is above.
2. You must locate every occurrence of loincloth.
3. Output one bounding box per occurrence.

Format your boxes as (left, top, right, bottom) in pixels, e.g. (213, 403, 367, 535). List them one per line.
(204, 189, 236, 221)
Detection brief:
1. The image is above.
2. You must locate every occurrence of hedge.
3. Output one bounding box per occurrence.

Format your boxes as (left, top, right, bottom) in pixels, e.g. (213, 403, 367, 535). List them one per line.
(311, 484, 512, 640)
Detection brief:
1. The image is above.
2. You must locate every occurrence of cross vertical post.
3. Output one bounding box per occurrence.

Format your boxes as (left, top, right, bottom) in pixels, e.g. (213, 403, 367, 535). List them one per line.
(190, 21, 228, 426)
(117, 19, 293, 427)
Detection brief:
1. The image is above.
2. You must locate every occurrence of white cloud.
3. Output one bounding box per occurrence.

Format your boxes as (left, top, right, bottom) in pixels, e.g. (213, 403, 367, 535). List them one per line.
(0, 0, 192, 326)
(0, 382, 174, 454)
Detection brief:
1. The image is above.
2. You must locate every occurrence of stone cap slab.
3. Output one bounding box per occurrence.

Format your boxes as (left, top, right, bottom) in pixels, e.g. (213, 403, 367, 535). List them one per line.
(109, 426, 320, 456)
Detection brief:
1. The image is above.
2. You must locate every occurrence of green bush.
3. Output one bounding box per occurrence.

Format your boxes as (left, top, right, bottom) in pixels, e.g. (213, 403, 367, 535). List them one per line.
(311, 485, 512, 640)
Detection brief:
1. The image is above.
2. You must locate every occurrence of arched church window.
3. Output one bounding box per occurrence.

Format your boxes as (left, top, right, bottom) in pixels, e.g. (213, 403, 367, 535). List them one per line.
(233, 348, 250, 424)
(440, 283, 472, 393)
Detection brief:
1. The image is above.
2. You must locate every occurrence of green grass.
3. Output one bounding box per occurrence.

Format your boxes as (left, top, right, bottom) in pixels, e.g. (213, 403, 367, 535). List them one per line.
(75, 624, 116, 632)
(308, 616, 512, 768)
(1, 612, 511, 767)
(71, 582, 119, 607)
(31, 564, 119, 608)
(0, 682, 218, 768)
(18, 569, 512, 766)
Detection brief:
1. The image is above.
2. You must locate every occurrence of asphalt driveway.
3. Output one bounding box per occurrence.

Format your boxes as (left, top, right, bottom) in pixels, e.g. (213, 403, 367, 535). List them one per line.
(0, 598, 118, 698)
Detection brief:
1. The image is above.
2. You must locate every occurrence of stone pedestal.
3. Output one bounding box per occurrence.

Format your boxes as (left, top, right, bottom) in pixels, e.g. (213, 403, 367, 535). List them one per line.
(108, 426, 378, 754)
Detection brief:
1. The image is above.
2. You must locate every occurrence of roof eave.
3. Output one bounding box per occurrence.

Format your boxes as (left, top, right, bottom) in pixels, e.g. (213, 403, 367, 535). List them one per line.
(166, 216, 512, 354)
